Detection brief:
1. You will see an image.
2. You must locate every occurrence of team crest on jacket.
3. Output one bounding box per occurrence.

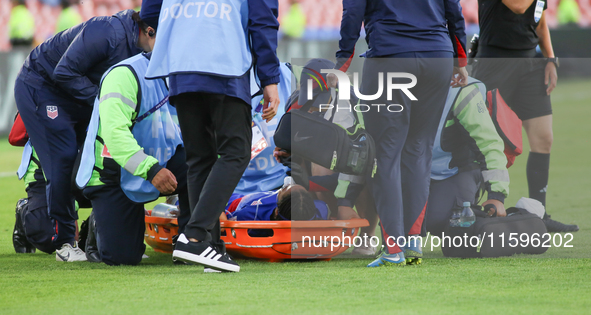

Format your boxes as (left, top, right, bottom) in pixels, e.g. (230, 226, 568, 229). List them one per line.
(46, 106, 58, 119)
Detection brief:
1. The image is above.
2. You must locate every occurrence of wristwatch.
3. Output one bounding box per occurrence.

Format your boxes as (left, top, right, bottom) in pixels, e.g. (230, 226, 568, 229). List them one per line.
(547, 57, 559, 68)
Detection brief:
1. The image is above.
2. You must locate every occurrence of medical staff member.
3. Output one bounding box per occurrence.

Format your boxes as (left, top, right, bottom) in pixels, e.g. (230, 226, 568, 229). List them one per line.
(75, 0, 188, 266)
(426, 79, 509, 237)
(147, 0, 281, 273)
(471, 0, 578, 232)
(14, 8, 154, 262)
(333, 0, 468, 267)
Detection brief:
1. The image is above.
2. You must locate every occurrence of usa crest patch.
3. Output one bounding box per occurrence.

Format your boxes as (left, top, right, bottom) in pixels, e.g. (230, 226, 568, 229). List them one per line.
(46, 106, 58, 119)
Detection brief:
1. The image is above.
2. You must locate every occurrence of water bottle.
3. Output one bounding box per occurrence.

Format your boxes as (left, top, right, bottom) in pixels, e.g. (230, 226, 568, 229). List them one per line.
(166, 194, 179, 206)
(459, 201, 476, 227)
(151, 203, 179, 218)
(449, 209, 461, 227)
(283, 176, 293, 188)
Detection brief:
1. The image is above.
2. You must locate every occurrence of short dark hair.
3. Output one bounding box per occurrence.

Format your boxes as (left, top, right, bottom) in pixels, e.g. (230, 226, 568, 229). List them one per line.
(276, 189, 317, 221)
(131, 11, 150, 33)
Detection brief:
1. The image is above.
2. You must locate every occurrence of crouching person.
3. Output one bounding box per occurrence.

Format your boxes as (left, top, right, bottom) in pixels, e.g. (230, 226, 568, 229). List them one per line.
(75, 49, 190, 265)
(426, 78, 509, 237)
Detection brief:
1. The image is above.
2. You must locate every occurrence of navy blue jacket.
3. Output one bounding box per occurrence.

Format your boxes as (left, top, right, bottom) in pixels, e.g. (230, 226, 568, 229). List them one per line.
(336, 0, 467, 70)
(249, 0, 281, 87)
(18, 10, 143, 106)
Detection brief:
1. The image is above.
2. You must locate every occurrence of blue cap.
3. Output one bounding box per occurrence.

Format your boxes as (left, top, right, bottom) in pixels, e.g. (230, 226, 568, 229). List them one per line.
(140, 0, 162, 31)
(463, 201, 471, 207)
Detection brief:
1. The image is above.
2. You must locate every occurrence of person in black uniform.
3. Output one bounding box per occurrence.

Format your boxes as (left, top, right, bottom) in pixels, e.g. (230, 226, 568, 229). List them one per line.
(471, 0, 578, 232)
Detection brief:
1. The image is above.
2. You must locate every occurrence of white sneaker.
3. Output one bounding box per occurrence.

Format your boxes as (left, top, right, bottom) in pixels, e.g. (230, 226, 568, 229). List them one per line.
(351, 242, 379, 256)
(56, 243, 88, 262)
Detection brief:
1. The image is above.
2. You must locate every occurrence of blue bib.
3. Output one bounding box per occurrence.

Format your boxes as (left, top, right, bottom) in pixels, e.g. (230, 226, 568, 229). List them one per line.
(17, 141, 33, 180)
(146, 0, 251, 79)
(77, 53, 183, 203)
(234, 63, 292, 194)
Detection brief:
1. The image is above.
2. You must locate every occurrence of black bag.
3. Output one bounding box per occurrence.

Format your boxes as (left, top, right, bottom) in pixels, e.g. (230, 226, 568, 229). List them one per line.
(442, 207, 548, 258)
(275, 109, 376, 177)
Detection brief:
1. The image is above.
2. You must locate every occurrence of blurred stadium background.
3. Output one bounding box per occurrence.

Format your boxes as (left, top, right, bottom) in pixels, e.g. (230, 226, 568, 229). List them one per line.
(1, 0, 591, 135)
(2, 0, 591, 50)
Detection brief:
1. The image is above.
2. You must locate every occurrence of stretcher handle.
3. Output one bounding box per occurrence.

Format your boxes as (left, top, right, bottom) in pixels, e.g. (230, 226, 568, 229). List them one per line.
(220, 219, 369, 229)
(145, 215, 178, 226)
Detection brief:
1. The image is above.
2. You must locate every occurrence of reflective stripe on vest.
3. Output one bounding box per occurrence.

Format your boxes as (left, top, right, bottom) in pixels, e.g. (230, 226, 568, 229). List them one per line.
(76, 53, 184, 203)
(146, 0, 251, 79)
(431, 78, 486, 181)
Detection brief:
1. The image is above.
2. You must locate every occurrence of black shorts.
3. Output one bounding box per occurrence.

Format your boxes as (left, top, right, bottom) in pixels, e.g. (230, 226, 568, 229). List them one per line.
(471, 57, 552, 121)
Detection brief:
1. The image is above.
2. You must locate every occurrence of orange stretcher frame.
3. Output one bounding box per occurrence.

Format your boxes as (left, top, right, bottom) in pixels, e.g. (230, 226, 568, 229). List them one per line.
(144, 212, 369, 262)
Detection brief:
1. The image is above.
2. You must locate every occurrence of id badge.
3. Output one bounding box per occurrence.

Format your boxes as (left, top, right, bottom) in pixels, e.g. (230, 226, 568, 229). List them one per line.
(534, 0, 544, 23)
(251, 125, 268, 160)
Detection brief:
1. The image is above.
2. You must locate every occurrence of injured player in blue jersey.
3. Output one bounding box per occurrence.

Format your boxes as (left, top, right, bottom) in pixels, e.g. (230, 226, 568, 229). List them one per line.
(222, 184, 328, 222)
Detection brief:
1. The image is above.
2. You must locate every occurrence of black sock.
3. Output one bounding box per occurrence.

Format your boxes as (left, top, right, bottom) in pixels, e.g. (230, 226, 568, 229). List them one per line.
(527, 152, 550, 209)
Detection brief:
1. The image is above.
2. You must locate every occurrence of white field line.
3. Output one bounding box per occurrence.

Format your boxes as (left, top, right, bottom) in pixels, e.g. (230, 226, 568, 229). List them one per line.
(0, 172, 16, 178)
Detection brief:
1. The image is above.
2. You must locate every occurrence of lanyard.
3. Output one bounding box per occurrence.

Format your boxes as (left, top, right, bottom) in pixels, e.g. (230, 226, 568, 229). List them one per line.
(134, 96, 169, 124)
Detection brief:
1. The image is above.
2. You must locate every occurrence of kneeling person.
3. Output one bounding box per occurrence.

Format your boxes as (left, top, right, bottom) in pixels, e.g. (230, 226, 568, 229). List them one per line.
(426, 78, 509, 237)
(76, 50, 189, 265)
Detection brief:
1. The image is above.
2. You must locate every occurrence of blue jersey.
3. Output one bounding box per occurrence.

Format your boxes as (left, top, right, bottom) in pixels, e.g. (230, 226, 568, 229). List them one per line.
(226, 192, 329, 221)
(226, 191, 278, 221)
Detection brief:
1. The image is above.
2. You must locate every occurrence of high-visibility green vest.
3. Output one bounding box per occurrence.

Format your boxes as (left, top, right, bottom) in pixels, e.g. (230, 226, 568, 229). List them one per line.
(281, 3, 306, 39)
(55, 7, 83, 34)
(557, 0, 581, 25)
(9, 5, 35, 43)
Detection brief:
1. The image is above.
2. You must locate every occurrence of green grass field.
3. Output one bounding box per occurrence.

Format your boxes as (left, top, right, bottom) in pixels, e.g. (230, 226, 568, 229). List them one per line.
(1, 79, 590, 314)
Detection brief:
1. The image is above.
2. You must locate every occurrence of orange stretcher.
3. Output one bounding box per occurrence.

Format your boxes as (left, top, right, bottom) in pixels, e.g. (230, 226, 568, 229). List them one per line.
(144, 211, 369, 261)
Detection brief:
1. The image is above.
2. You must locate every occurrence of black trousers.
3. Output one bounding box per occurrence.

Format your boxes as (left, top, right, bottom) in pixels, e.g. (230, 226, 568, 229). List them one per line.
(171, 93, 251, 247)
(15, 80, 91, 249)
(425, 168, 483, 237)
(22, 179, 54, 254)
(83, 147, 190, 266)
